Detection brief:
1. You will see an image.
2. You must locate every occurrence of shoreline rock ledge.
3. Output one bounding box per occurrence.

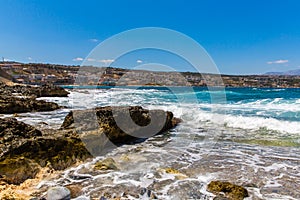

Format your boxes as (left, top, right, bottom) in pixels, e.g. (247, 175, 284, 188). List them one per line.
(0, 106, 180, 189)
(0, 83, 69, 114)
(0, 117, 92, 185)
(61, 106, 181, 145)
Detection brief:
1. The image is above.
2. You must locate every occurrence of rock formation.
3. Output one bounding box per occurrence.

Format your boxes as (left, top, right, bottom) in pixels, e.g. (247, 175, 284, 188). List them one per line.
(61, 106, 181, 156)
(0, 95, 61, 114)
(0, 117, 91, 185)
(0, 83, 69, 97)
(207, 180, 249, 200)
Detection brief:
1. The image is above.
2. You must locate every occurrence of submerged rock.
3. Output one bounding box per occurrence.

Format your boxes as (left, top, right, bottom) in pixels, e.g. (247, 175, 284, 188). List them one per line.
(90, 184, 157, 199)
(61, 106, 181, 145)
(207, 181, 249, 200)
(94, 158, 118, 171)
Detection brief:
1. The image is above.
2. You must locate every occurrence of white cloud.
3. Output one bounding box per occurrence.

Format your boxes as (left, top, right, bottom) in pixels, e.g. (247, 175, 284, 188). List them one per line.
(72, 57, 84, 61)
(267, 59, 289, 64)
(89, 38, 99, 42)
(3, 58, 12, 62)
(27, 57, 32, 60)
(98, 59, 114, 64)
(87, 58, 96, 62)
(136, 59, 143, 64)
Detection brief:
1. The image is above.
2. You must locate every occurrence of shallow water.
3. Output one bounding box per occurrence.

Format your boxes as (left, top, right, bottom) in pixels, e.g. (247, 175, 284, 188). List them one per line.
(5, 86, 300, 199)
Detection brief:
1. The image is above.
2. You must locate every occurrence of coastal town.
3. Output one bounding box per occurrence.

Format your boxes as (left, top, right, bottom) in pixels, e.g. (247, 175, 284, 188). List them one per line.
(0, 61, 300, 87)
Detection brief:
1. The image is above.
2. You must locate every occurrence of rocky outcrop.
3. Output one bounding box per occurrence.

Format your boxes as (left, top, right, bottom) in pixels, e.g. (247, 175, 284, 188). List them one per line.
(61, 106, 181, 145)
(0, 82, 67, 114)
(0, 118, 42, 158)
(13, 84, 69, 98)
(207, 181, 249, 200)
(0, 83, 69, 98)
(0, 95, 61, 114)
(0, 118, 91, 185)
(60, 106, 181, 157)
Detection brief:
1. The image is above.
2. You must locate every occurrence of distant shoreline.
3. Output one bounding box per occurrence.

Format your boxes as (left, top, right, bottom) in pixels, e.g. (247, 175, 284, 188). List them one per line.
(1, 61, 300, 88)
(60, 85, 300, 89)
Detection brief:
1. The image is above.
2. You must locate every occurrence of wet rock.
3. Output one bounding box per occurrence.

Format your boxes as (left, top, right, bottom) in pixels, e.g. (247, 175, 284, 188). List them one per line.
(65, 184, 83, 198)
(213, 197, 230, 200)
(0, 156, 40, 184)
(140, 187, 157, 199)
(165, 180, 208, 199)
(161, 168, 188, 180)
(68, 173, 92, 180)
(0, 95, 61, 114)
(207, 181, 249, 200)
(94, 158, 118, 170)
(90, 184, 156, 199)
(47, 186, 71, 200)
(61, 106, 181, 147)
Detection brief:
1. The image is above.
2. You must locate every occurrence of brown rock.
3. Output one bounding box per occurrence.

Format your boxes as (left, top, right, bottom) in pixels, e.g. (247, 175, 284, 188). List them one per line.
(94, 158, 118, 170)
(0, 118, 92, 185)
(0, 157, 40, 185)
(0, 95, 61, 114)
(66, 184, 83, 198)
(61, 106, 181, 145)
(207, 181, 249, 200)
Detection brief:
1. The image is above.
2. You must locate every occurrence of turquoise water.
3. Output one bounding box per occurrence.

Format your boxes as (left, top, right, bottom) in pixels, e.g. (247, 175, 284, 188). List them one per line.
(62, 86, 300, 122)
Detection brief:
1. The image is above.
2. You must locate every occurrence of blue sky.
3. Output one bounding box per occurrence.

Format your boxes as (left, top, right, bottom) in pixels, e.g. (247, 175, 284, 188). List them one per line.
(1, 0, 300, 74)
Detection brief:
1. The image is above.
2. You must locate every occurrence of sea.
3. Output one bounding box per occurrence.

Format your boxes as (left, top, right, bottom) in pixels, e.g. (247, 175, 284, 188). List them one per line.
(7, 86, 300, 199)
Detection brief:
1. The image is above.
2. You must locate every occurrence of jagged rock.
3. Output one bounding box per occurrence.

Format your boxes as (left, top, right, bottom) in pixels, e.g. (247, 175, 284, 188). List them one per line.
(61, 106, 181, 145)
(0, 95, 61, 114)
(30, 84, 69, 97)
(207, 181, 249, 200)
(0, 118, 92, 185)
(47, 186, 71, 200)
(0, 117, 42, 158)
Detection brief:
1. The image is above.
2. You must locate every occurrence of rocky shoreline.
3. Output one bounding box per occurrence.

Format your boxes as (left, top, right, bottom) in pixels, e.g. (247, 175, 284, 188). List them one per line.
(0, 83, 68, 114)
(0, 83, 249, 200)
(0, 102, 184, 199)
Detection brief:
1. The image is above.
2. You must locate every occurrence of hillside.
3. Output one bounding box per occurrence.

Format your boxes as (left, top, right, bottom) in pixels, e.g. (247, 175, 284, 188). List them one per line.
(0, 61, 300, 87)
(265, 69, 300, 76)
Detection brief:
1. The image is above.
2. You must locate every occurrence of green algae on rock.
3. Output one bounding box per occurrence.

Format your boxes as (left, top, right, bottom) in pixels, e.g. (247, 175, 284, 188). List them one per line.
(0, 157, 40, 185)
(207, 181, 249, 200)
(94, 158, 118, 171)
